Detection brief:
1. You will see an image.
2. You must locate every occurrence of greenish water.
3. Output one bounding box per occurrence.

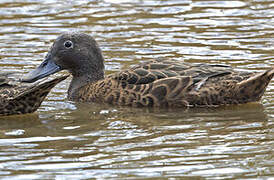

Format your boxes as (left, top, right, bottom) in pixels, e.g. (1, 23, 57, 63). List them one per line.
(0, 0, 273, 179)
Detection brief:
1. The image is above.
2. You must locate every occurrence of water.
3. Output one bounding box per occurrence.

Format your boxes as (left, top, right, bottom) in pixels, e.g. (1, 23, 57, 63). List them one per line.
(0, 0, 273, 179)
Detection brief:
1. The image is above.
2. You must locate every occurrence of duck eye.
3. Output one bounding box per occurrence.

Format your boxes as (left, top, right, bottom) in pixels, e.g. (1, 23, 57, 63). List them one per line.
(64, 40, 73, 49)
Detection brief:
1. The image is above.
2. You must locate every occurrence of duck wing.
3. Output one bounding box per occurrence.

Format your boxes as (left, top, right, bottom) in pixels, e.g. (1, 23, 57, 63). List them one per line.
(111, 60, 236, 85)
(0, 72, 16, 86)
(105, 60, 273, 107)
(0, 75, 68, 116)
(104, 61, 244, 107)
(0, 73, 20, 104)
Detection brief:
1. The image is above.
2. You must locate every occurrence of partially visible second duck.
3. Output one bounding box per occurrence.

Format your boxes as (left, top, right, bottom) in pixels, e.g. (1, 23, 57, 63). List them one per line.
(23, 32, 274, 107)
(0, 73, 68, 116)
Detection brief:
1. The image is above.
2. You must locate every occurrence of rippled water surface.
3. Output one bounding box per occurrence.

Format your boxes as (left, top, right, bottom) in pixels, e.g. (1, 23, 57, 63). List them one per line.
(0, 0, 273, 179)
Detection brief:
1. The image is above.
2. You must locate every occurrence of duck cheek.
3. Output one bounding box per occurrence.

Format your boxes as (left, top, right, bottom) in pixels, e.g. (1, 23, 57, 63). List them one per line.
(56, 55, 76, 69)
(65, 60, 80, 71)
(62, 61, 81, 75)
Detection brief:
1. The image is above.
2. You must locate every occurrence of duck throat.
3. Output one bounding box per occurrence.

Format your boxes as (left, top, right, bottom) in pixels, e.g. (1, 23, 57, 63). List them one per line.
(68, 70, 104, 100)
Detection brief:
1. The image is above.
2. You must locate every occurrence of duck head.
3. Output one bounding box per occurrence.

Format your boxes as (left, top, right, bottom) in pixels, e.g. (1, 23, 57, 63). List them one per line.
(23, 32, 105, 83)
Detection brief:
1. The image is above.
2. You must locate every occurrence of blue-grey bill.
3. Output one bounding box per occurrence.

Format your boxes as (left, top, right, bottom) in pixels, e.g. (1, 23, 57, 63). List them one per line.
(21, 58, 61, 83)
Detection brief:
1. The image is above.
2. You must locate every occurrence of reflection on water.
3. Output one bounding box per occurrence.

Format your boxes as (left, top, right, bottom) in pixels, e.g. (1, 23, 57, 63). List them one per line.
(0, 0, 273, 179)
(0, 103, 272, 179)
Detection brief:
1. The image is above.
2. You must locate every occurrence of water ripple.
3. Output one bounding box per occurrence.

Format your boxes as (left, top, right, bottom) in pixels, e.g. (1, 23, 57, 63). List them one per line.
(0, 0, 273, 179)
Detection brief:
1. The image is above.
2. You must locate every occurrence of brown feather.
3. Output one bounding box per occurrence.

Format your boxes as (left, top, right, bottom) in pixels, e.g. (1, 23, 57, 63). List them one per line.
(0, 75, 69, 116)
(23, 33, 273, 108)
(73, 60, 273, 107)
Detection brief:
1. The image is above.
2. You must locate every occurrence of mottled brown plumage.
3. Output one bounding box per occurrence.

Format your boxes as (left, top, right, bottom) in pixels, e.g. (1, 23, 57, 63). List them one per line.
(23, 32, 274, 107)
(76, 60, 273, 107)
(0, 74, 68, 116)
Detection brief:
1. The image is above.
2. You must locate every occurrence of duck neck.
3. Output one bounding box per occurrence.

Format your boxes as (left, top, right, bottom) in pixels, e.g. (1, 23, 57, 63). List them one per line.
(68, 70, 104, 100)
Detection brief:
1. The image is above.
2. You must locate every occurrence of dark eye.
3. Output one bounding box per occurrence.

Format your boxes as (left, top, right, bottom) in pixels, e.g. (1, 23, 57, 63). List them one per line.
(64, 40, 73, 49)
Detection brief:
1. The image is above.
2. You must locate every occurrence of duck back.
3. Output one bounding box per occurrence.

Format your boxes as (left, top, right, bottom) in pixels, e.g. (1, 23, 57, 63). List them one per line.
(0, 75, 68, 116)
(72, 60, 274, 107)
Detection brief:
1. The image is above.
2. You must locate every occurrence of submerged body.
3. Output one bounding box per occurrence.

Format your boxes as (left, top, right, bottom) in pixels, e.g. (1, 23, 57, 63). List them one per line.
(0, 74, 68, 116)
(23, 32, 274, 107)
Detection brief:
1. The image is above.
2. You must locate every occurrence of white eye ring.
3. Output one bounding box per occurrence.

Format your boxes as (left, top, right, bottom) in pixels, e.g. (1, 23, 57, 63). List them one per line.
(64, 40, 73, 49)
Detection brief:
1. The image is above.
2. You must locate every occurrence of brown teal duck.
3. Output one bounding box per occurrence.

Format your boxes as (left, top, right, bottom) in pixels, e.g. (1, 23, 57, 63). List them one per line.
(0, 73, 68, 116)
(22, 32, 274, 107)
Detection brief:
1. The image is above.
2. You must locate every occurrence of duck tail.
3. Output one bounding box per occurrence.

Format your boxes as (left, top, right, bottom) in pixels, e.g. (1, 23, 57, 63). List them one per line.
(15, 75, 69, 101)
(236, 67, 274, 102)
(10, 75, 68, 115)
